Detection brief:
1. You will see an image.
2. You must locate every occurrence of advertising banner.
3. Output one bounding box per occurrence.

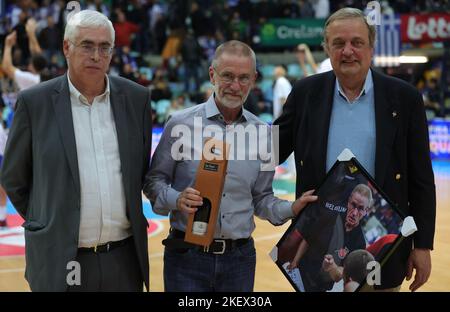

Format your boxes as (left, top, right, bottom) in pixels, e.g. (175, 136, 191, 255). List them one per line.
(260, 18, 325, 47)
(429, 119, 450, 160)
(401, 13, 450, 43)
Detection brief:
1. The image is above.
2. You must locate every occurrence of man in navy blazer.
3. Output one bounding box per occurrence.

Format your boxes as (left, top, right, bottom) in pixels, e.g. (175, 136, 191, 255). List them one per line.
(274, 8, 435, 291)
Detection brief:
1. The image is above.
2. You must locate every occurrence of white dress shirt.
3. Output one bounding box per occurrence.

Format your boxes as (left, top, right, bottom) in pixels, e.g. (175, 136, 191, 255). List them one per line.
(68, 75, 131, 248)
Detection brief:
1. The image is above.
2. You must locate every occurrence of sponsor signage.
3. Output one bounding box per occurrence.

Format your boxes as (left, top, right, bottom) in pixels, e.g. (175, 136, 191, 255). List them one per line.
(260, 19, 325, 46)
(401, 13, 450, 43)
(429, 119, 450, 160)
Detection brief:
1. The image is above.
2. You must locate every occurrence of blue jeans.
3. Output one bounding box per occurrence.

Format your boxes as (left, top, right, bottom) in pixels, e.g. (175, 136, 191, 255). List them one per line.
(164, 238, 256, 292)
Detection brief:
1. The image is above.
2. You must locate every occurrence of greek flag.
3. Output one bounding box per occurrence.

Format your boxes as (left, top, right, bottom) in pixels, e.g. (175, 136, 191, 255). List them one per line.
(373, 14, 401, 67)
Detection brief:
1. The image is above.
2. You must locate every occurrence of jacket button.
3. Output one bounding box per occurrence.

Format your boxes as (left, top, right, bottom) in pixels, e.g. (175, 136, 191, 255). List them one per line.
(395, 173, 401, 180)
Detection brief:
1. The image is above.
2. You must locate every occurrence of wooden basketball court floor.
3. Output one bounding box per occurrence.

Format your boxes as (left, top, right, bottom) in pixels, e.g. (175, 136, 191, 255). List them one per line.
(0, 163, 449, 292)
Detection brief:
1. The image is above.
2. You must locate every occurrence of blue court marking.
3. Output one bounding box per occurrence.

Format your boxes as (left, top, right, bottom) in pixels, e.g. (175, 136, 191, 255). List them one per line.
(432, 160, 450, 176)
(143, 201, 167, 220)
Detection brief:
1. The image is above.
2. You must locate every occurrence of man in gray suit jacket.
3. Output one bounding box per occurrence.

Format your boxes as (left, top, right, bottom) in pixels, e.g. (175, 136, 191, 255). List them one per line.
(0, 10, 152, 291)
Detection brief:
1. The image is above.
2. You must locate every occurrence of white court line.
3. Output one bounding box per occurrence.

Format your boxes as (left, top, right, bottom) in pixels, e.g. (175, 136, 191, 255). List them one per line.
(149, 252, 163, 259)
(0, 268, 24, 274)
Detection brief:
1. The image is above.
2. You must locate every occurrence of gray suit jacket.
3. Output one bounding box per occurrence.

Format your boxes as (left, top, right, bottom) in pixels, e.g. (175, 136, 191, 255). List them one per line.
(0, 74, 152, 291)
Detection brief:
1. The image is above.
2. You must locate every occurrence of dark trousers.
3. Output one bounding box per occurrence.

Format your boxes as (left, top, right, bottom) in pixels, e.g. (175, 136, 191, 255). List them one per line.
(164, 238, 256, 292)
(67, 237, 143, 292)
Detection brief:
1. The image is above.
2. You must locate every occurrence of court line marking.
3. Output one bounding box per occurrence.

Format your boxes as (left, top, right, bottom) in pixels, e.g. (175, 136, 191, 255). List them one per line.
(0, 268, 24, 274)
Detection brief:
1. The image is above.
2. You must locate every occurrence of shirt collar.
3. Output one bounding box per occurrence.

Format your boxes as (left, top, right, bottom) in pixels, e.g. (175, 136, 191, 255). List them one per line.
(67, 73, 110, 105)
(335, 69, 373, 103)
(205, 93, 248, 123)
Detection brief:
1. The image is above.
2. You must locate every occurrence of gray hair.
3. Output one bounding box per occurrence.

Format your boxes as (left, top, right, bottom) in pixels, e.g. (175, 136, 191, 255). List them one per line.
(64, 10, 115, 45)
(351, 184, 373, 209)
(322, 8, 376, 49)
(212, 40, 256, 71)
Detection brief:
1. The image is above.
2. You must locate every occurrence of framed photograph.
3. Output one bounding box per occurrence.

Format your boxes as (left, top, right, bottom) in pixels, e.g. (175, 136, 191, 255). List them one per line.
(271, 155, 405, 292)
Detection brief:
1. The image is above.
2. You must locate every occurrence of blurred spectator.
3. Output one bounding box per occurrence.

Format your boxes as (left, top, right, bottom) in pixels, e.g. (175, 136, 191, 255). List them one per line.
(189, 1, 208, 37)
(200, 81, 214, 102)
(113, 9, 140, 49)
(253, 0, 276, 23)
(1, 29, 47, 91)
(236, 0, 253, 21)
(180, 30, 204, 93)
(422, 77, 442, 118)
(137, 71, 152, 87)
(245, 68, 266, 116)
(317, 57, 333, 73)
(228, 11, 248, 43)
(299, 0, 315, 18)
(273, 65, 292, 119)
(198, 32, 219, 64)
(161, 29, 183, 69)
(244, 85, 265, 116)
(150, 107, 161, 127)
(296, 43, 318, 78)
(121, 63, 137, 82)
(166, 1, 187, 30)
(312, 0, 330, 18)
(38, 16, 62, 62)
(24, 18, 42, 55)
(149, 0, 165, 31)
(124, 0, 151, 54)
(166, 94, 187, 119)
(273, 65, 295, 179)
(380, 1, 394, 14)
(281, 0, 301, 18)
(118, 46, 138, 73)
(152, 11, 167, 54)
(86, 0, 110, 17)
(151, 67, 172, 102)
(391, 0, 411, 13)
(12, 11, 31, 66)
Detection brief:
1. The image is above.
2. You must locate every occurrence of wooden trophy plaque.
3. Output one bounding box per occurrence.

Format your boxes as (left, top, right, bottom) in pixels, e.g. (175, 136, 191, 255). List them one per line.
(184, 138, 230, 247)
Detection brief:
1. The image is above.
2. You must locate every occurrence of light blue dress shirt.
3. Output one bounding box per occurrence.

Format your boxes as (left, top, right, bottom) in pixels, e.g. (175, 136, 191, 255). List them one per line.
(326, 70, 376, 177)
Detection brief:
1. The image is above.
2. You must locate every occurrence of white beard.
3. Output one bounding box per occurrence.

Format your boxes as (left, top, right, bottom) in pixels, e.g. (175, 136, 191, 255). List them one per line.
(214, 87, 250, 109)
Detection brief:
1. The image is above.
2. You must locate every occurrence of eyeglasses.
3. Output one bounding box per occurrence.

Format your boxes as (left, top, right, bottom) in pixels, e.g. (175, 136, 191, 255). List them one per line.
(213, 67, 252, 86)
(349, 199, 368, 212)
(69, 40, 114, 57)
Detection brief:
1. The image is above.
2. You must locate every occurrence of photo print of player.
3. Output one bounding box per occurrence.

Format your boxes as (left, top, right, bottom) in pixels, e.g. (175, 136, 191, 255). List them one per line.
(272, 158, 405, 292)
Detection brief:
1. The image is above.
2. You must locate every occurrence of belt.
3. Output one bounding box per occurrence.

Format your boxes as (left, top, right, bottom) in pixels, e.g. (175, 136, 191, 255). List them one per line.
(78, 236, 133, 253)
(165, 229, 250, 255)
